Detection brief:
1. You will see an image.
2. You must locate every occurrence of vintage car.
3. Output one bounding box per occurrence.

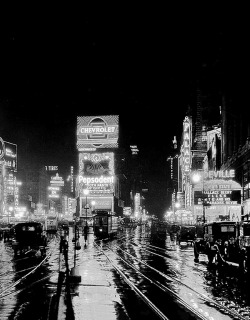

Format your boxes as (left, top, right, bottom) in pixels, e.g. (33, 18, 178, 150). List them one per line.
(12, 222, 47, 257)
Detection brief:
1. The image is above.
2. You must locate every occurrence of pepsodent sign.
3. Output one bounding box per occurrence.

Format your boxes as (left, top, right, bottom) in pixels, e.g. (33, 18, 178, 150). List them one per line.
(78, 175, 114, 184)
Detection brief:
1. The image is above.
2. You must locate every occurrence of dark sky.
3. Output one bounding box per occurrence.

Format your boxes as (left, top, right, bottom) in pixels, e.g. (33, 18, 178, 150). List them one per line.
(0, 6, 248, 214)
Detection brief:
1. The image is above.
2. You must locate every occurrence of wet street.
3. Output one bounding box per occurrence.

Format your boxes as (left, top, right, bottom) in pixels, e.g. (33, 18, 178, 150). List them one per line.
(0, 226, 250, 319)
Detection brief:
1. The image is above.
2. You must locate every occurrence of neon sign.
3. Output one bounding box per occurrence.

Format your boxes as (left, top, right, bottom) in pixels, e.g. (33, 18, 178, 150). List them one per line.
(77, 115, 119, 149)
(0, 137, 5, 160)
(78, 175, 114, 184)
(182, 117, 191, 175)
(204, 170, 235, 180)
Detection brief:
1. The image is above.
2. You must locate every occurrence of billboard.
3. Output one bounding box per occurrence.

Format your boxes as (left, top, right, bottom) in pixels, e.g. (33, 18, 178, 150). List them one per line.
(77, 115, 119, 150)
(81, 196, 113, 211)
(3, 141, 17, 171)
(50, 173, 64, 187)
(0, 138, 5, 160)
(78, 152, 115, 195)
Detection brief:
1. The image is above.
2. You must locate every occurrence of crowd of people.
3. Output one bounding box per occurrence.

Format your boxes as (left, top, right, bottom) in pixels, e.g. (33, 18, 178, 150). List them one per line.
(194, 236, 250, 275)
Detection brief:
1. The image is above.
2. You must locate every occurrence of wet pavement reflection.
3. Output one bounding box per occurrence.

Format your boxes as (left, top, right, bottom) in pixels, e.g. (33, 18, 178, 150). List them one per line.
(0, 226, 250, 319)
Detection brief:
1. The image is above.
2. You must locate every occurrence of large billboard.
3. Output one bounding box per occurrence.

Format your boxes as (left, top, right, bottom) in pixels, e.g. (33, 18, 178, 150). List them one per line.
(3, 141, 17, 172)
(77, 115, 119, 150)
(78, 152, 115, 195)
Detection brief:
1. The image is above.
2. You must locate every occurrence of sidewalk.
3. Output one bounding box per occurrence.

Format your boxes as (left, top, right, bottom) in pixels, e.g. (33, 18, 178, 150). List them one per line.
(57, 232, 129, 320)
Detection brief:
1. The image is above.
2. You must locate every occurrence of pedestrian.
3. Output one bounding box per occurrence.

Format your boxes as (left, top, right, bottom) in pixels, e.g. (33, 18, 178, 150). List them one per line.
(223, 240, 229, 260)
(194, 238, 200, 262)
(83, 223, 89, 244)
(228, 237, 239, 263)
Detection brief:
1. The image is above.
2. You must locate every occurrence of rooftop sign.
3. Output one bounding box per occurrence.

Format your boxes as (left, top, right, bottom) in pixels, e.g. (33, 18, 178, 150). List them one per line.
(77, 115, 119, 149)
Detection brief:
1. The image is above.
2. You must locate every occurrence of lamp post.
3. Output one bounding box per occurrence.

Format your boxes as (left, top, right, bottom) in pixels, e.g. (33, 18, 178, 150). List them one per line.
(83, 189, 89, 226)
(192, 171, 206, 224)
(174, 202, 181, 223)
(91, 200, 95, 212)
(8, 206, 13, 225)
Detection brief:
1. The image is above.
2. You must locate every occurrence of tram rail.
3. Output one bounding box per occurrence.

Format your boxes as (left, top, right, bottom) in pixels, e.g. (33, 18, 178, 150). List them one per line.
(94, 241, 214, 320)
(0, 236, 59, 299)
(96, 238, 249, 320)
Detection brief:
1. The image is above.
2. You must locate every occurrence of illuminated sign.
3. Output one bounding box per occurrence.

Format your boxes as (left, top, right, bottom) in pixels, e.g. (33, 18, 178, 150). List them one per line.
(70, 166, 74, 193)
(3, 141, 17, 171)
(82, 197, 112, 210)
(79, 152, 114, 176)
(194, 189, 241, 205)
(50, 173, 64, 186)
(134, 193, 140, 214)
(79, 176, 114, 184)
(48, 193, 59, 198)
(123, 207, 132, 215)
(78, 174, 114, 194)
(45, 166, 58, 171)
(181, 117, 191, 175)
(48, 185, 61, 199)
(177, 191, 185, 208)
(80, 126, 116, 134)
(130, 145, 139, 155)
(78, 175, 114, 184)
(0, 137, 5, 160)
(77, 115, 119, 149)
(78, 152, 115, 195)
(48, 186, 60, 191)
(204, 170, 235, 180)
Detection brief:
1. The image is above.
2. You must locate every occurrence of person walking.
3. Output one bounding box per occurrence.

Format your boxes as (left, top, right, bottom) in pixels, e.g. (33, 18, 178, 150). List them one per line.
(83, 223, 89, 245)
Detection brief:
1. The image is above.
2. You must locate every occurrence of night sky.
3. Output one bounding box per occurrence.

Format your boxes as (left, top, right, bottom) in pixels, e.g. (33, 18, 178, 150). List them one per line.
(0, 7, 248, 215)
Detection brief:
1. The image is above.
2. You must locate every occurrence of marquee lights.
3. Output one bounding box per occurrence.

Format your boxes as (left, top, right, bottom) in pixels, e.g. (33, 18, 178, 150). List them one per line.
(204, 170, 235, 180)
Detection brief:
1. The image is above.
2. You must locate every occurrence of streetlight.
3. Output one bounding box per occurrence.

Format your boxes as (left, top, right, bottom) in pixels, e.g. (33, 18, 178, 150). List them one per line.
(8, 206, 14, 225)
(83, 189, 89, 226)
(192, 171, 206, 224)
(174, 202, 181, 223)
(91, 200, 96, 212)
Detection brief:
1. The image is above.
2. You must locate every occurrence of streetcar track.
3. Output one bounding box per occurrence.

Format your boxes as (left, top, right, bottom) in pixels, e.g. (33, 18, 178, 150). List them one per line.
(132, 240, 250, 312)
(0, 242, 58, 298)
(94, 241, 212, 320)
(107, 241, 247, 320)
(94, 241, 171, 320)
(0, 237, 59, 281)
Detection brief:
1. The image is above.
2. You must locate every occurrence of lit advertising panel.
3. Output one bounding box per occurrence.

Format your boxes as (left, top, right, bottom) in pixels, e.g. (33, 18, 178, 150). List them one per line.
(48, 186, 60, 199)
(0, 162, 4, 216)
(3, 141, 17, 172)
(77, 115, 119, 150)
(123, 207, 132, 216)
(0, 137, 5, 159)
(134, 193, 140, 215)
(50, 173, 64, 187)
(177, 191, 185, 208)
(81, 196, 113, 211)
(194, 189, 241, 205)
(78, 152, 114, 195)
(181, 116, 191, 176)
